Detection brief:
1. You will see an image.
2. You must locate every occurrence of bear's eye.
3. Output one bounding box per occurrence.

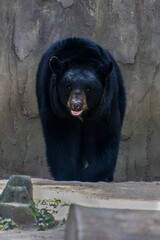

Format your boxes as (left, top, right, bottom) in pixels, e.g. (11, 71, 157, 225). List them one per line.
(85, 87, 91, 93)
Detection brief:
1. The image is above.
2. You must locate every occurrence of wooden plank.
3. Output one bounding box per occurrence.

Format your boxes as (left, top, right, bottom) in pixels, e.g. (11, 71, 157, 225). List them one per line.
(65, 204, 160, 240)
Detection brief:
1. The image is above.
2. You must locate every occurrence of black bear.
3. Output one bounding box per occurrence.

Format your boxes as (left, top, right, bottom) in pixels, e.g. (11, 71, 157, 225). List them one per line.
(36, 37, 126, 182)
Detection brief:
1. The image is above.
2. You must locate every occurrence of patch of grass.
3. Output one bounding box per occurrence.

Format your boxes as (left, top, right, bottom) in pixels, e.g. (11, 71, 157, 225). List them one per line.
(0, 218, 17, 230)
(29, 200, 60, 231)
(37, 198, 62, 214)
(40, 198, 61, 208)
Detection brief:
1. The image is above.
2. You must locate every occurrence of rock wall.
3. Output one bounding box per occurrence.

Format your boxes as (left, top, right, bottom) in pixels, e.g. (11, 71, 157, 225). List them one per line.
(0, 0, 160, 181)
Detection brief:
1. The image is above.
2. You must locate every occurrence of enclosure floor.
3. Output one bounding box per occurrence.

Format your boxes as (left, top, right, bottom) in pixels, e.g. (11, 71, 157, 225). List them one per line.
(0, 179, 159, 240)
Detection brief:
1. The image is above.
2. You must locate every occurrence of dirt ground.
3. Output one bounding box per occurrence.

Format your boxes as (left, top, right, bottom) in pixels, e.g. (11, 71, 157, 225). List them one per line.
(0, 179, 160, 240)
(0, 226, 65, 240)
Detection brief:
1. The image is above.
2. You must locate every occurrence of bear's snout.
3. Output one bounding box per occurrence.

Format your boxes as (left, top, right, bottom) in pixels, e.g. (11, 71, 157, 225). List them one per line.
(70, 98, 83, 111)
(67, 89, 87, 117)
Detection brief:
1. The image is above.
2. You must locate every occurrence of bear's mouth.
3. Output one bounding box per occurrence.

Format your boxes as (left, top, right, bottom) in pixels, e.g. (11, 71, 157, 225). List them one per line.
(70, 110, 83, 117)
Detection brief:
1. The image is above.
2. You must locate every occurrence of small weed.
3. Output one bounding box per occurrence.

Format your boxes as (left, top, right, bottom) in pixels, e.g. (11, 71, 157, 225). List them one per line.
(36, 198, 62, 215)
(61, 202, 70, 207)
(29, 201, 60, 231)
(0, 218, 17, 230)
(39, 198, 61, 209)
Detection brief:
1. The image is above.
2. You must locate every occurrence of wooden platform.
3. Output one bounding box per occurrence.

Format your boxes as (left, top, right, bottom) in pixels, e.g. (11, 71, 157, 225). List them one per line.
(66, 205, 160, 240)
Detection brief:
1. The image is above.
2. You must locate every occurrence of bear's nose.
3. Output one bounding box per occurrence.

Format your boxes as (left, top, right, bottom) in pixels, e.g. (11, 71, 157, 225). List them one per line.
(70, 99, 83, 111)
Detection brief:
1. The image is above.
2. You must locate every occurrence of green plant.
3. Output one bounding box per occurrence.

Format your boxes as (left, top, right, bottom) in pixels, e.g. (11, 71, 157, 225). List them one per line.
(40, 198, 61, 207)
(29, 201, 59, 231)
(0, 218, 17, 230)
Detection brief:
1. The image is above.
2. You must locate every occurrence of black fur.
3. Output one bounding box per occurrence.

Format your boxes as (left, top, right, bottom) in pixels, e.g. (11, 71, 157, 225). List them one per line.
(36, 37, 126, 182)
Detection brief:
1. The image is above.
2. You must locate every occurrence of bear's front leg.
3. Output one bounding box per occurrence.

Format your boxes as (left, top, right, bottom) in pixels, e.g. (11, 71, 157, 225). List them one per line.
(41, 114, 82, 181)
(79, 142, 119, 182)
(79, 123, 121, 182)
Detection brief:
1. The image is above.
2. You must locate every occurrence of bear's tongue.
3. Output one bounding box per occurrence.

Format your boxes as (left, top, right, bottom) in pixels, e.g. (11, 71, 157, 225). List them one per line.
(71, 110, 83, 116)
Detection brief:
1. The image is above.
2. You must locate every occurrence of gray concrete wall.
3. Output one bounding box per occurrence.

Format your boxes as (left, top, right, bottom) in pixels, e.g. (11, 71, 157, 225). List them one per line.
(0, 0, 160, 181)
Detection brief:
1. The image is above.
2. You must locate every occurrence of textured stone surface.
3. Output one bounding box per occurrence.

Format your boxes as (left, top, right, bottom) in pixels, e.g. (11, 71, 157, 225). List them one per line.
(0, 175, 35, 225)
(0, 175, 33, 203)
(65, 205, 160, 240)
(0, 186, 31, 203)
(0, 0, 160, 181)
(0, 203, 35, 225)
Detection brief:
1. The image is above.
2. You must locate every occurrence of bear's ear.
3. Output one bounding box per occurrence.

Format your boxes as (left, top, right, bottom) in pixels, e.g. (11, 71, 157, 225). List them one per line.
(98, 61, 113, 80)
(49, 56, 63, 73)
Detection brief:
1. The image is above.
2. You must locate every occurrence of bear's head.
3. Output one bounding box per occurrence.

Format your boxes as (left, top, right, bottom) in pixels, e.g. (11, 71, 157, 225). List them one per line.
(49, 56, 113, 118)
